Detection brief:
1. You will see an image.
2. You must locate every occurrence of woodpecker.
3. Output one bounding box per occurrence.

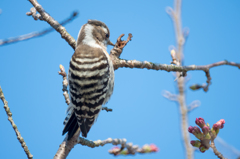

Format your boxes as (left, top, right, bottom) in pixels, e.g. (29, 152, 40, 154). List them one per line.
(62, 20, 115, 140)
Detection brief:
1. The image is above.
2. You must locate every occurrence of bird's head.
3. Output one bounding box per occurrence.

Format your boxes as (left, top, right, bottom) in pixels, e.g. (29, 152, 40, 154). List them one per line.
(76, 20, 114, 50)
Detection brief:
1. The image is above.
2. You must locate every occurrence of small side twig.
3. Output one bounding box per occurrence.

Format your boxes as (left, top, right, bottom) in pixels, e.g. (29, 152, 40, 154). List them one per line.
(102, 107, 112, 112)
(0, 87, 33, 159)
(26, 7, 43, 20)
(187, 100, 201, 112)
(0, 11, 78, 46)
(162, 90, 178, 101)
(203, 70, 212, 92)
(58, 65, 70, 105)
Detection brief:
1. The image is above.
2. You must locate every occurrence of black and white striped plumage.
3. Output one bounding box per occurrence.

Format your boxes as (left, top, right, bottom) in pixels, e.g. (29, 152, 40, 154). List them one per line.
(62, 20, 114, 140)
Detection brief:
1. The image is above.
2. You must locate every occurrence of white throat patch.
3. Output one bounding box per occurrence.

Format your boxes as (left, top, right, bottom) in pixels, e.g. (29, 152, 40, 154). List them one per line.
(80, 24, 107, 50)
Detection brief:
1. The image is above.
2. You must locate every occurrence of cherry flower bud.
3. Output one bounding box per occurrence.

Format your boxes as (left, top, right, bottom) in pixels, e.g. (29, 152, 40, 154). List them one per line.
(195, 117, 206, 128)
(199, 145, 208, 153)
(190, 84, 202, 91)
(202, 126, 209, 135)
(190, 140, 201, 147)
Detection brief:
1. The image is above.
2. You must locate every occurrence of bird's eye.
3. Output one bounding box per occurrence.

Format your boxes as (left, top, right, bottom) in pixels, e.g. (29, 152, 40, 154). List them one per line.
(106, 34, 109, 38)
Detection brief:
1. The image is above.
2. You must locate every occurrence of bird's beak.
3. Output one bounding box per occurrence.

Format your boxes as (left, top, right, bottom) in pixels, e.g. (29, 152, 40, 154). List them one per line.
(107, 40, 115, 46)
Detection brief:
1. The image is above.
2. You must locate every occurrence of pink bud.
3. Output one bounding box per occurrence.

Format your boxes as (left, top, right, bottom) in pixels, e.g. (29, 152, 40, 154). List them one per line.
(213, 123, 220, 130)
(190, 140, 201, 147)
(195, 117, 206, 128)
(188, 126, 194, 133)
(220, 119, 225, 124)
(202, 126, 209, 135)
(193, 126, 201, 134)
(218, 119, 225, 129)
(149, 144, 159, 152)
(213, 119, 225, 130)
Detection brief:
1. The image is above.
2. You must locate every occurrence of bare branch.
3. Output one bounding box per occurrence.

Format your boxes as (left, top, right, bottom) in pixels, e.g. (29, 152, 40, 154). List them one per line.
(25, 1, 240, 75)
(112, 58, 240, 73)
(58, 65, 70, 105)
(167, 0, 193, 159)
(55, 135, 158, 158)
(78, 137, 127, 148)
(78, 137, 158, 156)
(54, 129, 80, 159)
(215, 137, 240, 157)
(0, 11, 78, 47)
(0, 87, 33, 159)
(28, 0, 76, 50)
(203, 70, 212, 92)
(210, 141, 226, 159)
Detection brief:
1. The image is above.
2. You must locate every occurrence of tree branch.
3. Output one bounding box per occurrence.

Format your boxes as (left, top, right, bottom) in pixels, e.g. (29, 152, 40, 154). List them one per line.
(112, 59, 240, 73)
(78, 137, 158, 156)
(167, 0, 193, 159)
(27, 0, 240, 74)
(0, 11, 78, 46)
(54, 129, 80, 159)
(210, 141, 226, 159)
(28, 0, 76, 49)
(0, 87, 33, 159)
(58, 65, 70, 105)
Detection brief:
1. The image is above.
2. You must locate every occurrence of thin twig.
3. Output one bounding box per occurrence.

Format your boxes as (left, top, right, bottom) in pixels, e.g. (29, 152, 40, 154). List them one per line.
(187, 100, 201, 112)
(0, 87, 33, 159)
(210, 141, 226, 159)
(28, 0, 76, 50)
(78, 137, 127, 148)
(78, 137, 158, 155)
(102, 107, 112, 112)
(203, 70, 212, 92)
(167, 0, 193, 159)
(58, 65, 70, 105)
(162, 90, 178, 101)
(0, 11, 78, 46)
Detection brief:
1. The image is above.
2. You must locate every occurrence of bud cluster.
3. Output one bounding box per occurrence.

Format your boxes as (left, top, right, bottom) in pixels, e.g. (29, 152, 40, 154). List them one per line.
(188, 117, 225, 153)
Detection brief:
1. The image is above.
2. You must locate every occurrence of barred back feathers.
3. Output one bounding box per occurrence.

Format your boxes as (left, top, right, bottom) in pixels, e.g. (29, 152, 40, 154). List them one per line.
(62, 20, 114, 140)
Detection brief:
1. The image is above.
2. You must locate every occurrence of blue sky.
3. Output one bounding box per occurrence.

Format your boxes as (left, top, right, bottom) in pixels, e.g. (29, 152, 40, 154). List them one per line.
(0, 0, 240, 159)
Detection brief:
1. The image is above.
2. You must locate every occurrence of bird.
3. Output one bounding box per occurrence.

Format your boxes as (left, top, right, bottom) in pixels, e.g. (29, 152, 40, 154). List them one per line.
(62, 20, 115, 140)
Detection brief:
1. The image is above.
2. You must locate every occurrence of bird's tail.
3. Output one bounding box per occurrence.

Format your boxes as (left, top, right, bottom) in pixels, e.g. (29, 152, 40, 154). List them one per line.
(62, 112, 79, 140)
(62, 103, 92, 139)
